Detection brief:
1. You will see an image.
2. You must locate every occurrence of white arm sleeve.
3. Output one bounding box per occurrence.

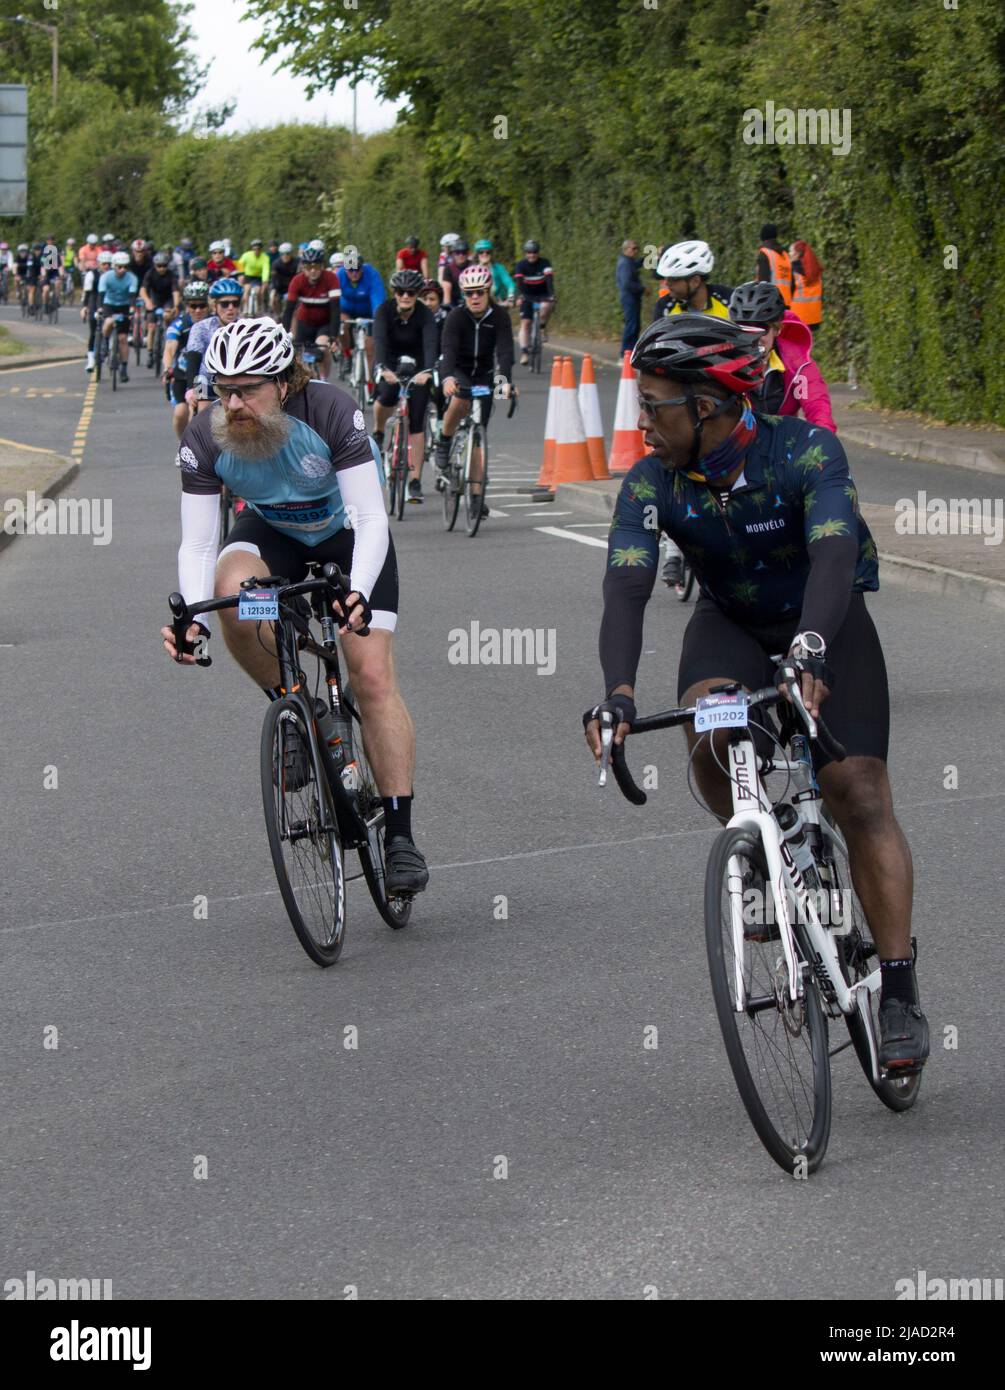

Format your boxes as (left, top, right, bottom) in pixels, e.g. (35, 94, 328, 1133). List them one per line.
(339, 458, 389, 601)
(178, 491, 220, 628)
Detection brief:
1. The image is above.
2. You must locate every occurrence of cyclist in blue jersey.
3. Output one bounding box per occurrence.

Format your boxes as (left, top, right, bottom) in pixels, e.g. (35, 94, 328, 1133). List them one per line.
(185, 277, 244, 412)
(164, 281, 212, 438)
(337, 250, 386, 391)
(98, 251, 140, 382)
(584, 315, 928, 1076)
(161, 319, 428, 894)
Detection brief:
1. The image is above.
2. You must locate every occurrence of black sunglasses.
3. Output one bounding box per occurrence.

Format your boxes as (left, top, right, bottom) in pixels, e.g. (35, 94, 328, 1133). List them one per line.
(463, 289, 488, 298)
(215, 299, 241, 308)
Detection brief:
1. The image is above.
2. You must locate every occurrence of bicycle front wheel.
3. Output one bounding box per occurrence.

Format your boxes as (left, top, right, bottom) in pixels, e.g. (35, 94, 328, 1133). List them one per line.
(442, 434, 462, 531)
(260, 697, 347, 967)
(705, 827, 832, 1174)
(464, 425, 486, 537)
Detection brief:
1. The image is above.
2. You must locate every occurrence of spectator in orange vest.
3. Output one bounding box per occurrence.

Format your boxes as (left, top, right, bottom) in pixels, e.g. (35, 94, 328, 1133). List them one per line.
(789, 239, 823, 336)
(755, 223, 794, 308)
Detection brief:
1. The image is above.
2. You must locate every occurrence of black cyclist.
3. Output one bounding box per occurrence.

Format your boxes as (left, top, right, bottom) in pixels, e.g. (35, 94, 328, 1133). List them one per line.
(652, 239, 731, 322)
(372, 268, 438, 503)
(513, 239, 555, 365)
(584, 314, 928, 1076)
(161, 318, 428, 895)
(433, 263, 516, 517)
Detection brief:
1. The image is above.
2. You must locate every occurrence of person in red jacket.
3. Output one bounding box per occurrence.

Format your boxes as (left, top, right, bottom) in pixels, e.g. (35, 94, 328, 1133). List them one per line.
(395, 235, 429, 278)
(206, 241, 238, 283)
(729, 281, 836, 432)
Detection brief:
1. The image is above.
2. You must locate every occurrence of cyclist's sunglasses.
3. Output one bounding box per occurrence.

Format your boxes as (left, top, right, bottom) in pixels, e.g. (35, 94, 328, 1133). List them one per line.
(463, 288, 488, 298)
(636, 393, 690, 417)
(217, 379, 274, 401)
(395, 289, 416, 298)
(215, 298, 241, 308)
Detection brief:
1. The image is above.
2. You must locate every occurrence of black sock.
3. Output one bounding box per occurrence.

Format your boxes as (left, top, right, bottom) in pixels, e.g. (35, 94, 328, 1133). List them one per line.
(880, 957, 916, 1006)
(382, 794, 413, 842)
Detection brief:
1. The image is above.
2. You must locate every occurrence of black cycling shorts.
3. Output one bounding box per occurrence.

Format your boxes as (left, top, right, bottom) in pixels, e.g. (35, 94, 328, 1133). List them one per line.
(519, 295, 551, 320)
(169, 372, 188, 405)
(449, 371, 494, 424)
(677, 592, 889, 766)
(293, 323, 331, 349)
(218, 510, 399, 632)
(375, 376, 429, 433)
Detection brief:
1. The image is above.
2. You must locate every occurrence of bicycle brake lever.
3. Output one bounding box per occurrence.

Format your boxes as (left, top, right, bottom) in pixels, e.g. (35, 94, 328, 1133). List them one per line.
(778, 661, 818, 740)
(597, 711, 614, 786)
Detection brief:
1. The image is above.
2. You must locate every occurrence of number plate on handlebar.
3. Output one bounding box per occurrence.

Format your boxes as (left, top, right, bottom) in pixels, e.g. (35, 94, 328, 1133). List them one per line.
(238, 588, 279, 621)
(471, 385, 492, 396)
(694, 692, 748, 733)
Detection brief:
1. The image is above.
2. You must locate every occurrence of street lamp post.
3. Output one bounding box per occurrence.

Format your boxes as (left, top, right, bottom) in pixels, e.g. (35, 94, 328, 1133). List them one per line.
(1, 14, 58, 103)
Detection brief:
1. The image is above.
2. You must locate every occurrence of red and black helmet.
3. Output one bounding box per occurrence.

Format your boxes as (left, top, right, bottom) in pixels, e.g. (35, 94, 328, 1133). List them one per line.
(631, 313, 766, 394)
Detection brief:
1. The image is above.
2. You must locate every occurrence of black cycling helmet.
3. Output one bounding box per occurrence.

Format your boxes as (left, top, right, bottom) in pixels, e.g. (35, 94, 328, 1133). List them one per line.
(523, 239, 540, 253)
(301, 246, 325, 264)
(729, 280, 786, 327)
(452, 239, 469, 254)
(390, 268, 424, 293)
(405, 235, 419, 249)
(631, 314, 766, 393)
(420, 278, 443, 301)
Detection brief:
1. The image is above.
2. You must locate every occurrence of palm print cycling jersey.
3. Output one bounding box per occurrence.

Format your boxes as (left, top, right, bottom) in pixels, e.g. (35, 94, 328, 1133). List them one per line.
(606, 414, 878, 626)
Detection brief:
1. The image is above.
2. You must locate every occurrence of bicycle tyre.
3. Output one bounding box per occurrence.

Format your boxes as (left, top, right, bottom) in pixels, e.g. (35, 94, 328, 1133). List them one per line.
(153, 319, 164, 376)
(821, 812, 923, 1112)
(343, 684, 413, 930)
(705, 826, 832, 1174)
(464, 424, 487, 537)
(530, 321, 542, 374)
(260, 697, 347, 967)
(385, 421, 399, 517)
(110, 333, 119, 391)
(395, 421, 408, 521)
(676, 559, 696, 602)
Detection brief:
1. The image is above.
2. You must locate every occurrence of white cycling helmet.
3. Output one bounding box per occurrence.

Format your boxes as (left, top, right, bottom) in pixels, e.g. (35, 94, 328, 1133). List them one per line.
(657, 239, 715, 279)
(204, 319, 296, 378)
(329, 252, 344, 268)
(308, 238, 325, 252)
(209, 240, 225, 253)
(97, 250, 114, 266)
(440, 232, 460, 249)
(112, 251, 130, 267)
(86, 232, 99, 245)
(278, 242, 293, 255)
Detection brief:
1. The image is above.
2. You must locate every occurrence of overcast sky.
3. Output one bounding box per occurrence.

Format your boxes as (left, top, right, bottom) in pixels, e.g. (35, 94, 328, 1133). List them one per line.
(187, 0, 404, 134)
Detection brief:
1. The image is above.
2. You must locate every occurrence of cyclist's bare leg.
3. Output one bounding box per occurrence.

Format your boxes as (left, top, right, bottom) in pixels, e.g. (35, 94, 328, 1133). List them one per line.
(441, 396, 470, 435)
(340, 629, 414, 797)
(172, 403, 190, 440)
(215, 549, 286, 687)
(817, 757, 913, 960)
(373, 400, 392, 435)
(539, 300, 554, 328)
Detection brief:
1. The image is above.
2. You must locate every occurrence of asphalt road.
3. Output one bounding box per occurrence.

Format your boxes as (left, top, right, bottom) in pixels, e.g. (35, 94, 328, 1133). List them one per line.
(2, 305, 1003, 1300)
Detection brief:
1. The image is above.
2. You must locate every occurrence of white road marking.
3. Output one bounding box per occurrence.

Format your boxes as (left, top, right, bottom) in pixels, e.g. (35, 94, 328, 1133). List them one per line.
(526, 510, 571, 516)
(534, 525, 608, 548)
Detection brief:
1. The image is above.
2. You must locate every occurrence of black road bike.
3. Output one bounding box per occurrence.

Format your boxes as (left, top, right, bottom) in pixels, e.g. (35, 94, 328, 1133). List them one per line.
(168, 562, 414, 966)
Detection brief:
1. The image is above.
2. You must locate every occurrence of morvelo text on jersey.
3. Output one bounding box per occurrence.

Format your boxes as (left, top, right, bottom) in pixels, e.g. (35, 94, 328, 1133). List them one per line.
(177, 381, 379, 544)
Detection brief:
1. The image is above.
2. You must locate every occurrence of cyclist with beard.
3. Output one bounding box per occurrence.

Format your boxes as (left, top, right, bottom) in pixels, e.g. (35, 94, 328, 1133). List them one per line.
(162, 320, 429, 894)
(583, 315, 927, 1076)
(651, 240, 731, 322)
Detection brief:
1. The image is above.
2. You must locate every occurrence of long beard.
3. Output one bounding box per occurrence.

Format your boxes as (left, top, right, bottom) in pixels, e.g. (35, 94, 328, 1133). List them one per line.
(210, 400, 292, 460)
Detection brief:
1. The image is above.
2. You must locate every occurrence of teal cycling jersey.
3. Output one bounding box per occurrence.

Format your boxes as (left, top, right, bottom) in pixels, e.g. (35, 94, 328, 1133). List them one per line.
(606, 414, 878, 627)
(98, 269, 138, 307)
(178, 380, 383, 546)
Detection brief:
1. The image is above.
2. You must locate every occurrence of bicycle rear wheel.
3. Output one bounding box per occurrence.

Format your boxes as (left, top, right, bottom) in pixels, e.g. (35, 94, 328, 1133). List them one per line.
(705, 826, 832, 1173)
(821, 813, 922, 1112)
(261, 697, 347, 966)
(464, 424, 487, 536)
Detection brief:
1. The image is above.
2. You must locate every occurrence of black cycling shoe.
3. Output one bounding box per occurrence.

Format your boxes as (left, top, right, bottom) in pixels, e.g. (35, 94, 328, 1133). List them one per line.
(662, 556, 683, 587)
(434, 439, 451, 472)
(878, 999, 930, 1075)
(407, 479, 423, 504)
(384, 837, 429, 894)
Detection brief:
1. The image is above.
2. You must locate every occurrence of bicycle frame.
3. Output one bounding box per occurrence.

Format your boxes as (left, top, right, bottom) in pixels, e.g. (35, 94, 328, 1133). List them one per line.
(722, 727, 883, 1083)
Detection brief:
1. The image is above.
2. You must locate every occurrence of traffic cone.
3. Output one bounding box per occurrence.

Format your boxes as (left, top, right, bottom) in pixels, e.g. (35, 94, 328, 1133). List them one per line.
(608, 350, 645, 473)
(534, 355, 563, 490)
(552, 357, 595, 484)
(578, 355, 609, 479)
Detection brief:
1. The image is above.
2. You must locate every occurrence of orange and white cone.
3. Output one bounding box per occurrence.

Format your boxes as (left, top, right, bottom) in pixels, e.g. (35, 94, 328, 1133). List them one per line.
(578, 355, 609, 479)
(534, 355, 563, 490)
(552, 357, 595, 484)
(608, 350, 645, 473)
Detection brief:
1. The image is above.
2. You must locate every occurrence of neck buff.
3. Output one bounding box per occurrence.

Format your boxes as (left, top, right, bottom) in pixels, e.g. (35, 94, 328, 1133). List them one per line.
(685, 400, 757, 483)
